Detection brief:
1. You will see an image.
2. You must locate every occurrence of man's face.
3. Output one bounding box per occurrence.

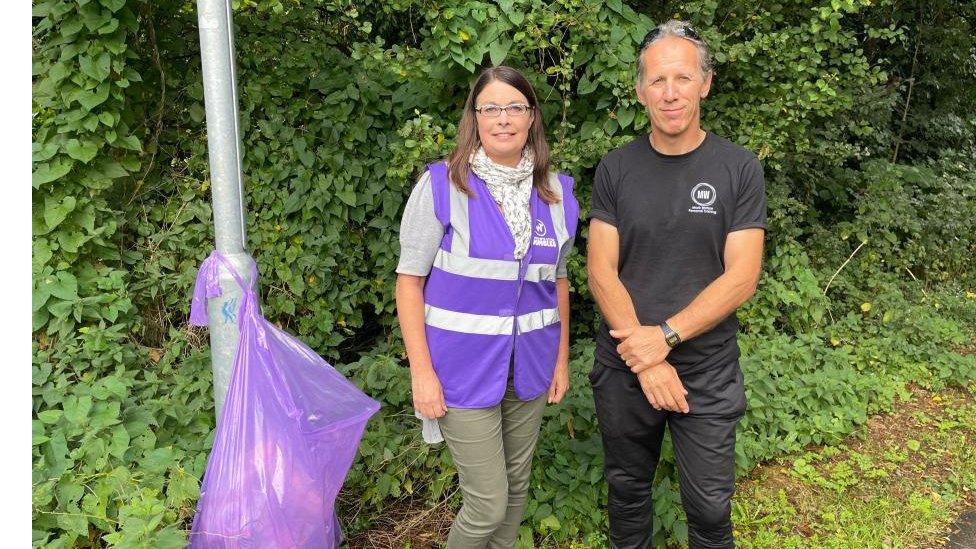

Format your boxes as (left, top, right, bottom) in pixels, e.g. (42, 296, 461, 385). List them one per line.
(636, 36, 712, 139)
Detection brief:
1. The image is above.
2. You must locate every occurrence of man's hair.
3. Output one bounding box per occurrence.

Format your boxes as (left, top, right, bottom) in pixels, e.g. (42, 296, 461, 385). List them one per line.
(636, 20, 713, 84)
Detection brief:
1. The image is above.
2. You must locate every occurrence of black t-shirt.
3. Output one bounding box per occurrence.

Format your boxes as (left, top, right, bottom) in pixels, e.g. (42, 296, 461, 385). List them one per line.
(588, 132, 766, 373)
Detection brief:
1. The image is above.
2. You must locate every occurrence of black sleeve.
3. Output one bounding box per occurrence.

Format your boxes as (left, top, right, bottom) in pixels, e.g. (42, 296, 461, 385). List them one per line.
(587, 158, 617, 227)
(730, 156, 767, 232)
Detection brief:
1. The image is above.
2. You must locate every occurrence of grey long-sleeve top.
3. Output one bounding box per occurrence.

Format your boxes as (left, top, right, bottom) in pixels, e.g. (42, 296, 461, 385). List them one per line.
(395, 171, 575, 277)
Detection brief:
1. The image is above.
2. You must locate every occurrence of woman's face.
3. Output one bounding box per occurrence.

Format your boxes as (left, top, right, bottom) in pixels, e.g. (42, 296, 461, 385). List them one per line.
(474, 80, 534, 167)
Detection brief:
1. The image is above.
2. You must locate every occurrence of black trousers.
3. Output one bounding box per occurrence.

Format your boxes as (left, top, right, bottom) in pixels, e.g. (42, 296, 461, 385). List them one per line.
(590, 359, 746, 549)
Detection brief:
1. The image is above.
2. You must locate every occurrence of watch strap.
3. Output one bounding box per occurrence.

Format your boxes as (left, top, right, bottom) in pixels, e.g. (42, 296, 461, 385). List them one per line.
(660, 321, 681, 348)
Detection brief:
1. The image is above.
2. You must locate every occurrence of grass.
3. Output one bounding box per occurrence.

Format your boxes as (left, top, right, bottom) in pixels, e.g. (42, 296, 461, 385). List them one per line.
(347, 385, 976, 548)
(733, 384, 976, 549)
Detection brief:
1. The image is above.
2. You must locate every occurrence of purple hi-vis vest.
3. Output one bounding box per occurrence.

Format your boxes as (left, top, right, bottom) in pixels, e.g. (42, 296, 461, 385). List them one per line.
(423, 162, 580, 408)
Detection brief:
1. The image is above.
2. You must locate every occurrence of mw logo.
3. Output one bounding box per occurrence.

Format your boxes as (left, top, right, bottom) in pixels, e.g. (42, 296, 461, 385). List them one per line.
(690, 182, 717, 207)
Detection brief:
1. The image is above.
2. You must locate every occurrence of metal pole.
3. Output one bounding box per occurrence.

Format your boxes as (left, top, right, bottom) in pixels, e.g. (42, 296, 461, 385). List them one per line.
(197, 0, 255, 417)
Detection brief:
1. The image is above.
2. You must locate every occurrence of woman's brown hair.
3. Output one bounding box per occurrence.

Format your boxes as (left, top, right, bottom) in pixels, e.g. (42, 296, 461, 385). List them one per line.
(447, 66, 559, 204)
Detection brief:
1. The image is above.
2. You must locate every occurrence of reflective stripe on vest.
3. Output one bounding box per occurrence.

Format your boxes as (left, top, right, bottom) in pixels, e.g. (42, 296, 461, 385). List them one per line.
(548, 190, 569, 251)
(448, 177, 470, 256)
(424, 304, 560, 335)
(432, 250, 556, 282)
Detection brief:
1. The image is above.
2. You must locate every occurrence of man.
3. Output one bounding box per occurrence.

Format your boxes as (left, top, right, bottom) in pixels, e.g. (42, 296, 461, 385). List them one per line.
(586, 20, 766, 549)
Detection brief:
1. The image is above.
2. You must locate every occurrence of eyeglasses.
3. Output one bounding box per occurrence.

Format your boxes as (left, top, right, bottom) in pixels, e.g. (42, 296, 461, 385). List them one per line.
(474, 103, 533, 118)
(639, 23, 703, 53)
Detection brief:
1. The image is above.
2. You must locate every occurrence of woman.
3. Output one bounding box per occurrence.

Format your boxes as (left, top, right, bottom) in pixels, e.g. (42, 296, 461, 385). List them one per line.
(394, 65, 579, 548)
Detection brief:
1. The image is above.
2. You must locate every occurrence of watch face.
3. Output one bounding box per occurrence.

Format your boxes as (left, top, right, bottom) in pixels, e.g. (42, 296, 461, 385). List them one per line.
(666, 333, 680, 347)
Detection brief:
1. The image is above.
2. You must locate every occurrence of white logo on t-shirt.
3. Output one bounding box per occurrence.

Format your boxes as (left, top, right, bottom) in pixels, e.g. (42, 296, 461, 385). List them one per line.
(689, 182, 718, 215)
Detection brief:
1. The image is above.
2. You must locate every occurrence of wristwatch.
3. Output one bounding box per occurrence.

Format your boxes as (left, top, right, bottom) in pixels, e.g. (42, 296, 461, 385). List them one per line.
(660, 321, 681, 348)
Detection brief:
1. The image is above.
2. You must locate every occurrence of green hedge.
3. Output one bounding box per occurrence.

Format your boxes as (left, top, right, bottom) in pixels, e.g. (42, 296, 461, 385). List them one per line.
(32, 0, 976, 547)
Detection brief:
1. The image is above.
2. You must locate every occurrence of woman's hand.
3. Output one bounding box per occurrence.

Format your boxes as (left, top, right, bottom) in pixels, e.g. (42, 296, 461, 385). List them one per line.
(550, 277, 571, 405)
(397, 274, 446, 419)
(547, 359, 570, 404)
(412, 367, 447, 419)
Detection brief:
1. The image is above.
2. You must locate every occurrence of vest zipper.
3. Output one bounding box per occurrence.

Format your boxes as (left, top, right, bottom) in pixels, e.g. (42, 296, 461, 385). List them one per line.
(514, 257, 525, 336)
(511, 256, 524, 383)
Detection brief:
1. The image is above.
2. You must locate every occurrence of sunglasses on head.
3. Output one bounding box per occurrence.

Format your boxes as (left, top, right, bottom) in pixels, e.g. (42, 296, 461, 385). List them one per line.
(639, 23, 703, 52)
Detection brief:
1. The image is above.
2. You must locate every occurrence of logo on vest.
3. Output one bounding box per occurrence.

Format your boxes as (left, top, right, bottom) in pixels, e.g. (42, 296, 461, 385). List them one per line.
(689, 182, 718, 215)
(533, 220, 557, 247)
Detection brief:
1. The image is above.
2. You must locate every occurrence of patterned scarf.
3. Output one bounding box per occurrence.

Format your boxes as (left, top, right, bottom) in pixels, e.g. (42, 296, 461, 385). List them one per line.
(469, 147, 535, 259)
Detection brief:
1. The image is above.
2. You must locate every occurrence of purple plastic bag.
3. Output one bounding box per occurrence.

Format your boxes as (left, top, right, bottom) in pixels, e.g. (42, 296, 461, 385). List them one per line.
(188, 251, 379, 548)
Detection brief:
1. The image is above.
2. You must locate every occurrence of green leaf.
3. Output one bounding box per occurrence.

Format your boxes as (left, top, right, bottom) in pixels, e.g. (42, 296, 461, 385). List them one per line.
(64, 139, 99, 163)
(61, 16, 84, 37)
(282, 189, 305, 215)
(63, 395, 93, 424)
(539, 514, 561, 532)
(100, 34, 126, 56)
(97, 17, 119, 35)
(154, 526, 189, 549)
(33, 141, 59, 162)
(82, 4, 113, 32)
(617, 107, 636, 129)
(533, 503, 552, 520)
(93, 376, 128, 400)
(57, 480, 84, 505)
(32, 307, 50, 332)
(90, 401, 122, 429)
(43, 196, 77, 231)
(142, 447, 177, 474)
(108, 426, 130, 458)
(33, 282, 51, 312)
(121, 156, 141, 172)
(57, 230, 88, 254)
(48, 60, 70, 83)
(188, 103, 205, 123)
(32, 421, 50, 446)
(77, 82, 111, 110)
(99, 0, 126, 12)
(37, 410, 63, 424)
(165, 470, 200, 506)
(578, 73, 598, 95)
(32, 160, 74, 187)
(49, 296, 76, 321)
(32, 0, 54, 17)
(50, 271, 79, 301)
(82, 114, 100, 132)
(79, 53, 111, 81)
(55, 506, 89, 537)
(489, 38, 512, 66)
(336, 189, 357, 206)
(95, 159, 128, 179)
(124, 66, 142, 82)
(116, 133, 142, 151)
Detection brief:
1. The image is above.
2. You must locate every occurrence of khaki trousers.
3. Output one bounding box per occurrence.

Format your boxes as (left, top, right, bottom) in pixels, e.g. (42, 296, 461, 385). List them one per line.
(437, 379, 548, 549)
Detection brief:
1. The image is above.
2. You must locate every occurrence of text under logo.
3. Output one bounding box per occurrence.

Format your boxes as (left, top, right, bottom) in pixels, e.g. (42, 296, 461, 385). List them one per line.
(533, 220, 557, 247)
